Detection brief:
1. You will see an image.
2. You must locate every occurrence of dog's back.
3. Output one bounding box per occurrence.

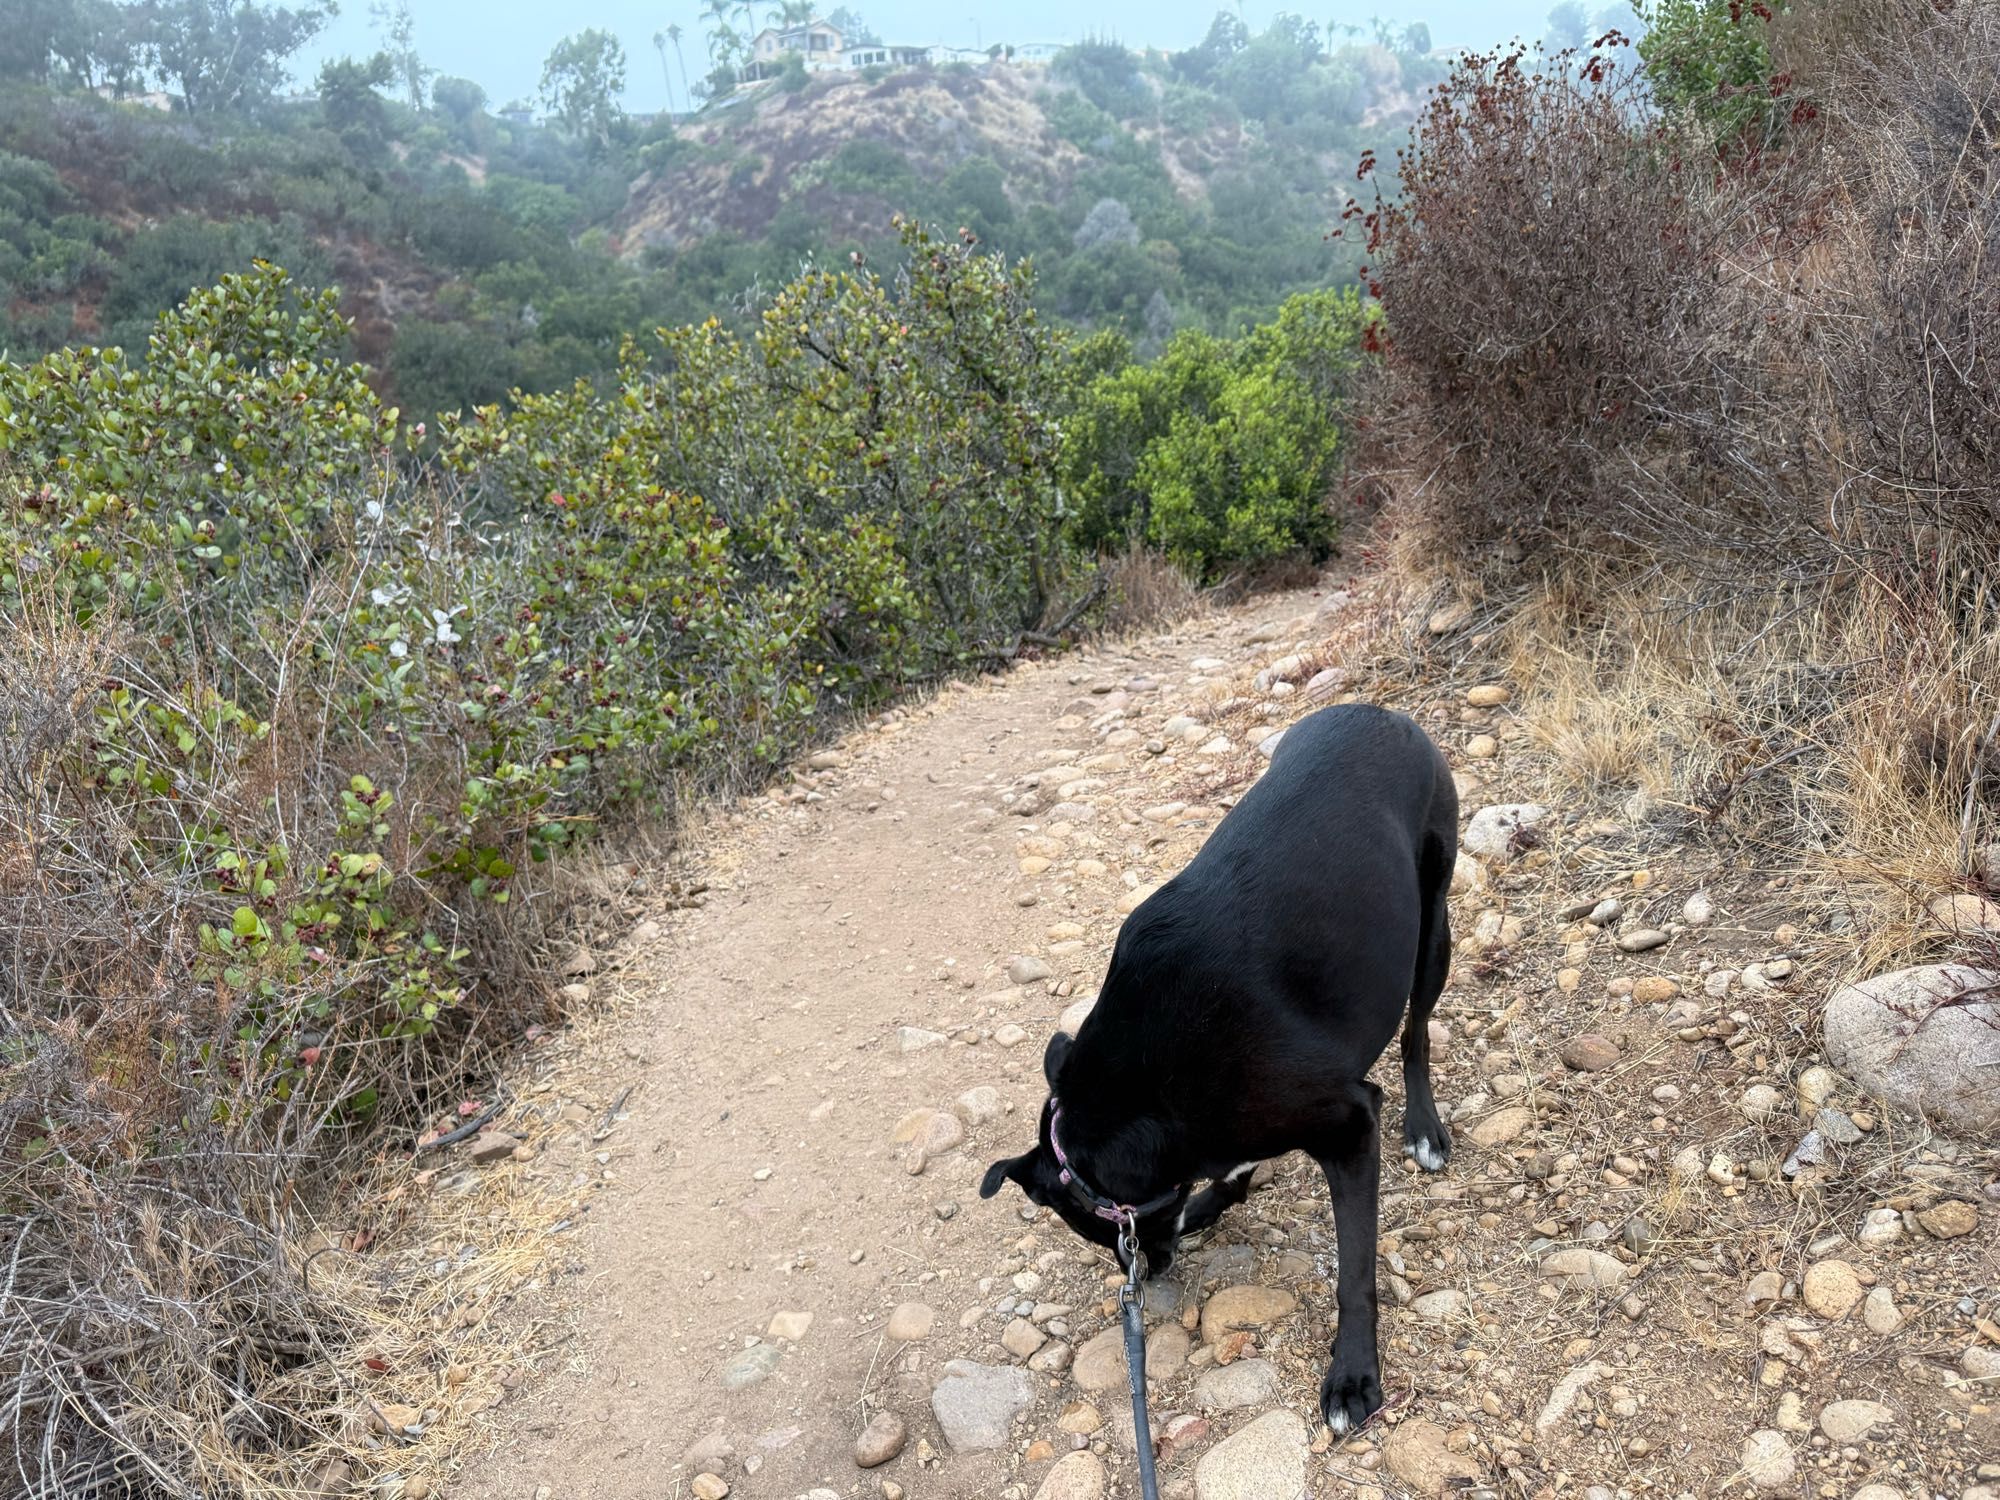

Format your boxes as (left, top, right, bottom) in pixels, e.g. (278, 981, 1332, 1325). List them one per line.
(1070, 703, 1455, 1132)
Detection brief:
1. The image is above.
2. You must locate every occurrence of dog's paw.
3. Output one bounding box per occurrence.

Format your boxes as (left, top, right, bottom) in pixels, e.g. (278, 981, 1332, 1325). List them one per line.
(1403, 1130, 1450, 1173)
(1320, 1361, 1384, 1435)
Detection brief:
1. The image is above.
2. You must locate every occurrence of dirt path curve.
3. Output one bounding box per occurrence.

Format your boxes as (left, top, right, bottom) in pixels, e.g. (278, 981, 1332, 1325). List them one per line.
(462, 580, 1339, 1500)
(459, 566, 1997, 1500)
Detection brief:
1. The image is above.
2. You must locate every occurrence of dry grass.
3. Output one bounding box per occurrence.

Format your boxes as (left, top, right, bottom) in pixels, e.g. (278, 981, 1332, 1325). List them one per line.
(1100, 541, 1206, 637)
(1360, 539, 2000, 979)
(1816, 552, 2000, 971)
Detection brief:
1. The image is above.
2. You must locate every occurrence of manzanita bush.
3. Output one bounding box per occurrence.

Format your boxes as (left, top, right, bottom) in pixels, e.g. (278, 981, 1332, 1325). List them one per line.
(1, 218, 1074, 1138)
(0, 222, 1077, 1489)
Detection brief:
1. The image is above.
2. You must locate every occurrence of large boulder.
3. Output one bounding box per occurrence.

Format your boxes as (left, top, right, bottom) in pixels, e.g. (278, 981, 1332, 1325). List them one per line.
(1822, 964, 2000, 1140)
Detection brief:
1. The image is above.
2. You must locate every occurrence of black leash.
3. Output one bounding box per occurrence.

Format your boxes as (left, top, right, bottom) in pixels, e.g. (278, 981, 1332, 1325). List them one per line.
(1117, 1224, 1162, 1500)
(1047, 1100, 1174, 1500)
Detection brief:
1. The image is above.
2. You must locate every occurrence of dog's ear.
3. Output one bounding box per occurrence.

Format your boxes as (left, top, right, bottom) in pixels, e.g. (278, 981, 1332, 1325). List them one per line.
(1042, 1031, 1072, 1089)
(980, 1152, 1034, 1200)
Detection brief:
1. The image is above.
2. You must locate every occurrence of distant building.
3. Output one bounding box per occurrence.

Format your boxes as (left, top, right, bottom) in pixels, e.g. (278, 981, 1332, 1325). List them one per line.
(747, 18, 849, 77)
(739, 17, 938, 81)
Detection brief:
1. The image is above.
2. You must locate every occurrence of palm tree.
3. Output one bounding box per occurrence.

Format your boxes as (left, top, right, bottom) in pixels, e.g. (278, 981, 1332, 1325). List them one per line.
(666, 23, 694, 113)
(702, 0, 736, 67)
(652, 29, 678, 114)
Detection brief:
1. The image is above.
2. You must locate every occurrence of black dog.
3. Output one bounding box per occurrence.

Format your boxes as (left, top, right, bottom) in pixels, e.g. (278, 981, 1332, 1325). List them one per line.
(980, 701, 1457, 1433)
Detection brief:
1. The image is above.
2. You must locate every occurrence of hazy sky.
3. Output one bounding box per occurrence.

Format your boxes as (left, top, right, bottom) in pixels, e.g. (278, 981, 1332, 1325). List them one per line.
(292, 0, 1564, 115)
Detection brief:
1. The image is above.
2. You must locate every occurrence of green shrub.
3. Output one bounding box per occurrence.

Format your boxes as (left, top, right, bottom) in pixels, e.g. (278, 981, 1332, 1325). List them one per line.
(101, 213, 333, 344)
(0, 224, 1084, 1490)
(1636, 0, 1788, 143)
(1052, 39, 1154, 120)
(1060, 287, 1361, 578)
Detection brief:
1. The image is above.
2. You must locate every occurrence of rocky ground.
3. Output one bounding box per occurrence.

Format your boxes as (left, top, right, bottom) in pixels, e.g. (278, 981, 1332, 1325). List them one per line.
(438, 570, 1998, 1500)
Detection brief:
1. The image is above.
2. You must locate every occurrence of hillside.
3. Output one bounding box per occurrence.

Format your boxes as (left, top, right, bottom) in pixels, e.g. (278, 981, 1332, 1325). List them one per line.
(1, 16, 1437, 419)
(618, 30, 1438, 336)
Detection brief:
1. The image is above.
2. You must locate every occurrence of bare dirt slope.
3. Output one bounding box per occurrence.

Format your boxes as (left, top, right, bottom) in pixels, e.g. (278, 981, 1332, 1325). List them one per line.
(453, 573, 1998, 1500)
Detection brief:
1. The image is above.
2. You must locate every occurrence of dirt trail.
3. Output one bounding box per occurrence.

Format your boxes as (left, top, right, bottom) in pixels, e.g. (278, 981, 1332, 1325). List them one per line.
(460, 582, 1334, 1498)
(456, 573, 1998, 1500)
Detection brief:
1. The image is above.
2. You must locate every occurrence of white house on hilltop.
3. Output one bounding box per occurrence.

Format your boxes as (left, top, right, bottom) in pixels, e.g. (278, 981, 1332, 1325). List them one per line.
(740, 17, 1036, 81)
(743, 19, 938, 79)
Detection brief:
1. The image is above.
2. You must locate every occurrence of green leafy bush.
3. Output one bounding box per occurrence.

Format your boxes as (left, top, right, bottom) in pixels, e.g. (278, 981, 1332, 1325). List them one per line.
(0, 222, 1086, 1490)
(1060, 287, 1361, 578)
(1636, 0, 1788, 143)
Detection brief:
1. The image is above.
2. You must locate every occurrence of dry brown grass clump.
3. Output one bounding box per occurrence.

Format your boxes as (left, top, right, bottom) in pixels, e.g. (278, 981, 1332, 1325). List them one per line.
(1099, 541, 1207, 636)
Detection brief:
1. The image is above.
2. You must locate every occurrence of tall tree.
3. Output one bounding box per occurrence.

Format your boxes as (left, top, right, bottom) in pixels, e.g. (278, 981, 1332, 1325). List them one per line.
(1545, 0, 1590, 50)
(823, 6, 878, 44)
(539, 28, 626, 146)
(701, 0, 737, 68)
(317, 50, 396, 149)
(0, 0, 77, 83)
(652, 28, 677, 114)
(147, 0, 334, 114)
(370, 0, 431, 108)
(665, 21, 692, 112)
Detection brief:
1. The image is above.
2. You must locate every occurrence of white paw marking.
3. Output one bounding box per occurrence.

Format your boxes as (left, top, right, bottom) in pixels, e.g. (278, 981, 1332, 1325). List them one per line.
(1405, 1136, 1448, 1172)
(1328, 1408, 1351, 1435)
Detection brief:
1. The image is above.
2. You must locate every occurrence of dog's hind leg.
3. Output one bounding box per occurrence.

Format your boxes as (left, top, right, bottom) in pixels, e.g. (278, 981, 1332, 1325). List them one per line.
(1313, 1081, 1384, 1434)
(1401, 833, 1453, 1172)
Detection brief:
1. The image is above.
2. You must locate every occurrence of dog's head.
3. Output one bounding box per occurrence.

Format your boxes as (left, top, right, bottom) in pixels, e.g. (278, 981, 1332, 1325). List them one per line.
(978, 1034, 1183, 1272)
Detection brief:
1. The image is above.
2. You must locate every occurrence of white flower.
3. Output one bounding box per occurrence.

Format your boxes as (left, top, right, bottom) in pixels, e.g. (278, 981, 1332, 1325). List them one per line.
(431, 607, 464, 646)
(389, 639, 408, 658)
(364, 499, 385, 522)
(212, 460, 227, 474)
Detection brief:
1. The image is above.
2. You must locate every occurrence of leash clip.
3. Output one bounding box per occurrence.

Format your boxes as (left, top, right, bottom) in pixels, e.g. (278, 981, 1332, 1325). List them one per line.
(1117, 1217, 1145, 1307)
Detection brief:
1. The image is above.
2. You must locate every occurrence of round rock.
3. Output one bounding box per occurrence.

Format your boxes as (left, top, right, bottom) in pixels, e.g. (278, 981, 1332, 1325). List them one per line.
(1198, 1284, 1298, 1342)
(855, 1411, 908, 1468)
(1560, 1033, 1621, 1072)
(929, 1360, 1033, 1453)
(1032, 1451, 1107, 1500)
(1463, 803, 1551, 861)
(1001, 1317, 1048, 1360)
(1917, 1199, 1979, 1238)
(1191, 1358, 1280, 1412)
(1801, 1260, 1863, 1319)
(1468, 1106, 1533, 1146)
(1411, 1289, 1470, 1322)
(1383, 1417, 1482, 1494)
(1193, 1409, 1308, 1500)
(1817, 1399, 1892, 1443)
(1739, 1084, 1786, 1124)
(1739, 1430, 1794, 1491)
(1823, 963, 2000, 1139)
(1540, 1248, 1627, 1291)
(1862, 1285, 1904, 1334)
(886, 1302, 936, 1341)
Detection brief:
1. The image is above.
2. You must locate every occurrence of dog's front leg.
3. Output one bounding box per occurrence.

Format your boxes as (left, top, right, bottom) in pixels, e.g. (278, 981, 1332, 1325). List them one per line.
(1314, 1082, 1384, 1434)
